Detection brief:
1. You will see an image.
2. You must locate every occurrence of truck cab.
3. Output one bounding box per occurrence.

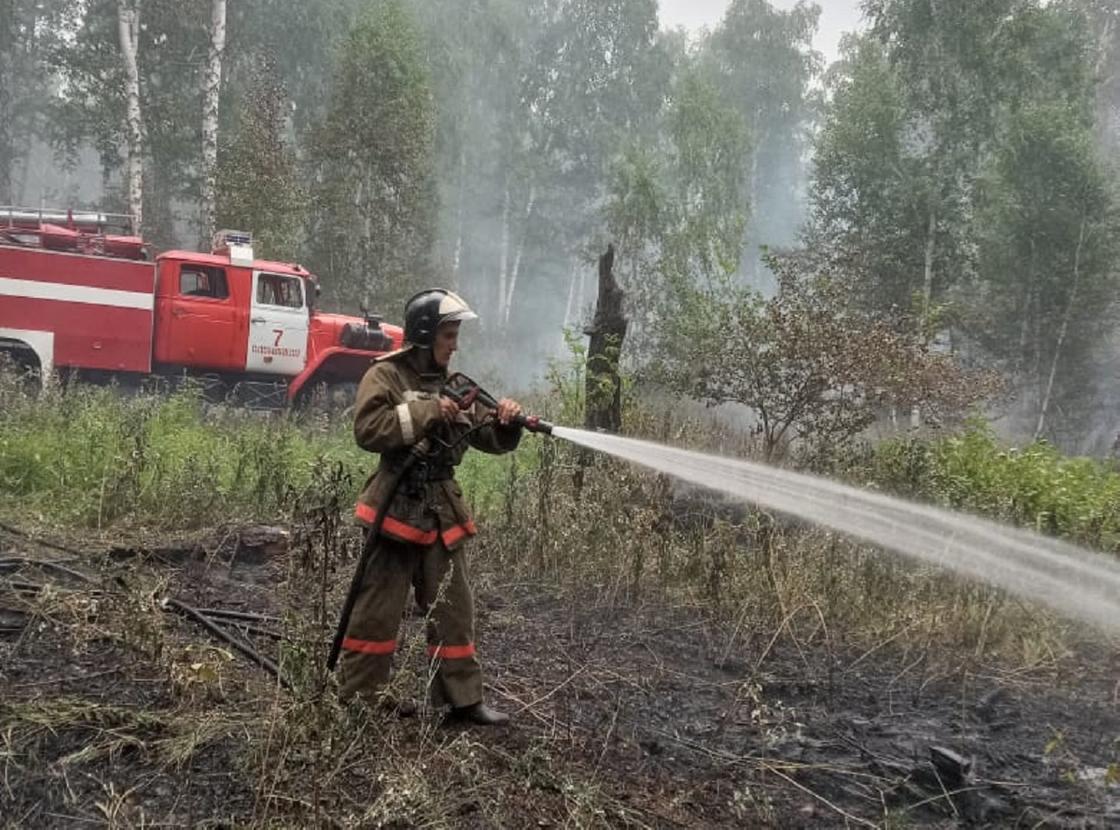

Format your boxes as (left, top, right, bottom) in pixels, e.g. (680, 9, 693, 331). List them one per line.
(153, 250, 313, 376)
(153, 231, 403, 406)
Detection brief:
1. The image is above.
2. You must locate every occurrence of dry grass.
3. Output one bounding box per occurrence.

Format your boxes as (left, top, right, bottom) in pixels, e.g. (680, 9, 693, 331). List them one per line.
(473, 441, 1100, 675)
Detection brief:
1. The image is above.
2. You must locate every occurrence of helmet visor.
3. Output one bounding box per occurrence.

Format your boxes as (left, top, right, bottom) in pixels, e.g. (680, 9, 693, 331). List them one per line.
(437, 291, 478, 325)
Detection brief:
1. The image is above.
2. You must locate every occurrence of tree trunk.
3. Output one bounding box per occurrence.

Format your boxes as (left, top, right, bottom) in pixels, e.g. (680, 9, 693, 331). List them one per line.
(743, 138, 762, 281)
(199, 0, 227, 247)
(117, 0, 144, 234)
(497, 181, 510, 330)
(13, 138, 30, 204)
(1093, 16, 1118, 151)
(1035, 219, 1087, 440)
(912, 195, 937, 429)
(503, 183, 535, 326)
(1032, 291, 1042, 405)
(563, 259, 578, 327)
(0, 2, 12, 205)
(1018, 239, 1036, 374)
(575, 260, 586, 323)
(452, 145, 466, 279)
(584, 244, 628, 433)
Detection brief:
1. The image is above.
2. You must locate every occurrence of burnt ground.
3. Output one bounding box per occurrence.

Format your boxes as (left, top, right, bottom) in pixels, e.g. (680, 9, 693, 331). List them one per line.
(1, 522, 1118, 828)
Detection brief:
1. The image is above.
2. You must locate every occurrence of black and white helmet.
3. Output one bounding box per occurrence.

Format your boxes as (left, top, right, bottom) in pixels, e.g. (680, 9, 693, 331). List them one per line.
(403, 288, 477, 347)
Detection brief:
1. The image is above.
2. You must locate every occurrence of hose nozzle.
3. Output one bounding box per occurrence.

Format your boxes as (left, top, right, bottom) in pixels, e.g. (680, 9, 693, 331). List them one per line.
(442, 372, 553, 436)
(513, 413, 554, 435)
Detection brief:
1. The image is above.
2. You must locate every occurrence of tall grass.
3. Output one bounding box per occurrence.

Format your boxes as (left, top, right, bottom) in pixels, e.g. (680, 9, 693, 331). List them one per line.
(0, 371, 525, 532)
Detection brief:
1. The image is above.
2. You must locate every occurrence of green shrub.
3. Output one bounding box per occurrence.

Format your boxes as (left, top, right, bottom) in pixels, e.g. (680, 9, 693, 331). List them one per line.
(872, 420, 1120, 552)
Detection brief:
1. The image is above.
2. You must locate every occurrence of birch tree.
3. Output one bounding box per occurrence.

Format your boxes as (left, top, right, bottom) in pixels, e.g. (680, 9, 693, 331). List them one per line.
(307, 0, 437, 312)
(116, 0, 143, 233)
(510, 0, 667, 334)
(973, 100, 1118, 442)
(809, 0, 1025, 333)
(707, 0, 822, 275)
(215, 57, 303, 261)
(199, 0, 226, 247)
(0, 4, 17, 203)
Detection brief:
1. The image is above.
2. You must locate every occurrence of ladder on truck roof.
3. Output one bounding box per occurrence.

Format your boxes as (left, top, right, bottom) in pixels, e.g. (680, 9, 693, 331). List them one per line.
(0, 205, 146, 260)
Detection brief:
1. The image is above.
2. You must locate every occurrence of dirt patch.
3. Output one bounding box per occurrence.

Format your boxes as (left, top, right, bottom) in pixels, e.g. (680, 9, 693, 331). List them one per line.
(480, 589, 1120, 826)
(2, 523, 1118, 827)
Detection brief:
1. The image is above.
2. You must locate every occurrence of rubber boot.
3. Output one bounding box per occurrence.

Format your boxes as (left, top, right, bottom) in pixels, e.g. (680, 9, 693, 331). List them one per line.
(448, 702, 509, 726)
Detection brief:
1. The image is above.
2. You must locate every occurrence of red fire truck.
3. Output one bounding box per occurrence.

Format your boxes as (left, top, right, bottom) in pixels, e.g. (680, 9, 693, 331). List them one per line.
(0, 206, 402, 407)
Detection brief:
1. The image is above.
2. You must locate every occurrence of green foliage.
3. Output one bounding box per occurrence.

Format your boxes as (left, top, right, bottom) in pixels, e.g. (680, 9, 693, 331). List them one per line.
(522, 0, 666, 166)
(603, 56, 753, 360)
(409, 0, 540, 332)
(968, 82, 1120, 441)
(17, 0, 1120, 454)
(809, 0, 1120, 446)
(0, 383, 349, 529)
(214, 57, 305, 262)
(873, 421, 1120, 551)
(306, 0, 438, 313)
(661, 62, 751, 286)
(225, 0, 368, 136)
(543, 329, 589, 427)
(809, 34, 915, 311)
(707, 0, 822, 254)
(49, 0, 217, 245)
(0, 0, 72, 202)
(605, 141, 665, 337)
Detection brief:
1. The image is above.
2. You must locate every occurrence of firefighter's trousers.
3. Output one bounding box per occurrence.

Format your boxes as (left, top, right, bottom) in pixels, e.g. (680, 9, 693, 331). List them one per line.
(339, 534, 483, 708)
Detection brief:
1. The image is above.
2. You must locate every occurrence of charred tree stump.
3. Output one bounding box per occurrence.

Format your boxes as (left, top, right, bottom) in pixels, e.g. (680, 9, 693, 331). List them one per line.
(583, 244, 627, 432)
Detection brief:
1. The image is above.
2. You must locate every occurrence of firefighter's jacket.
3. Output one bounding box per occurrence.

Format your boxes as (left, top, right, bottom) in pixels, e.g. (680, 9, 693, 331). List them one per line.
(352, 349, 520, 549)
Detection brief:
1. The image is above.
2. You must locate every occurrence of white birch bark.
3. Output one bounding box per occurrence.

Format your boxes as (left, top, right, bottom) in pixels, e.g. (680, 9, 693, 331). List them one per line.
(575, 259, 586, 323)
(911, 196, 938, 429)
(199, 0, 227, 246)
(117, 0, 143, 234)
(497, 182, 510, 323)
(502, 183, 536, 326)
(922, 202, 936, 322)
(563, 259, 578, 327)
(1035, 219, 1087, 440)
(451, 146, 467, 279)
(1018, 240, 1036, 372)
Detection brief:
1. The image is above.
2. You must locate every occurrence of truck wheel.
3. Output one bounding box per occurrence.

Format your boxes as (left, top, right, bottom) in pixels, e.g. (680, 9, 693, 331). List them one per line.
(0, 343, 42, 393)
(325, 381, 358, 415)
(294, 380, 357, 416)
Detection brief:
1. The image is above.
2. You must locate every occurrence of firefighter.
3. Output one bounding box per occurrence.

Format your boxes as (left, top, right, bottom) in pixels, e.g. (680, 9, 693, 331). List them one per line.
(339, 288, 521, 726)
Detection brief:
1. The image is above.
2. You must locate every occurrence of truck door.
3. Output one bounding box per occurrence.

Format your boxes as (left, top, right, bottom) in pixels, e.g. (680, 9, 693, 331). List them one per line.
(154, 262, 243, 370)
(247, 271, 309, 376)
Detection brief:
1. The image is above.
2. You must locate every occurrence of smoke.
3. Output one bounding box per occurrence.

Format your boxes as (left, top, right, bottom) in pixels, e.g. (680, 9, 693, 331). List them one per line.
(660, 0, 866, 65)
(12, 140, 104, 212)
